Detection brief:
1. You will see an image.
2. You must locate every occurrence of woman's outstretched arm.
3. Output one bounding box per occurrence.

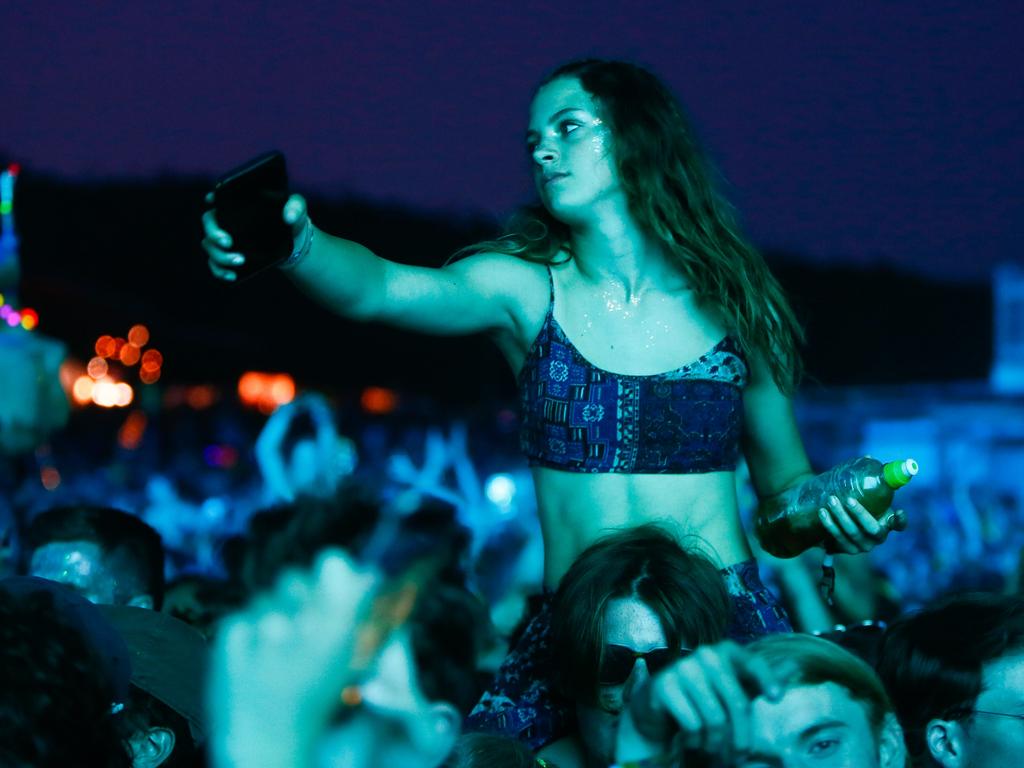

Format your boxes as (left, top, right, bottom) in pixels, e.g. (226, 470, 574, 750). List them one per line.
(204, 193, 535, 339)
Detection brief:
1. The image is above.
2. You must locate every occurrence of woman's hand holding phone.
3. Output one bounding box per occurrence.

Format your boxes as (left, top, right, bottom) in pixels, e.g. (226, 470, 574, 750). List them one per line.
(202, 151, 311, 282)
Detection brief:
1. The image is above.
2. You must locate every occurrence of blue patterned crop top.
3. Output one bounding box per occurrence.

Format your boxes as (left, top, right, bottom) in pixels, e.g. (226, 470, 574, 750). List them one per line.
(518, 268, 748, 473)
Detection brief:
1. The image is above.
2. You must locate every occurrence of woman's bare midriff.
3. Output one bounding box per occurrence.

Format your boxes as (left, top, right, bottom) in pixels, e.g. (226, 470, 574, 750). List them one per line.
(533, 467, 753, 587)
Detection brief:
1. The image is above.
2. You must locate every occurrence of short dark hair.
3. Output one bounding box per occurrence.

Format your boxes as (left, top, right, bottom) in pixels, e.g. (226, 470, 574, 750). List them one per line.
(26, 505, 165, 609)
(877, 593, 1024, 765)
(550, 524, 730, 704)
(0, 587, 132, 767)
(749, 634, 895, 741)
(409, 579, 487, 716)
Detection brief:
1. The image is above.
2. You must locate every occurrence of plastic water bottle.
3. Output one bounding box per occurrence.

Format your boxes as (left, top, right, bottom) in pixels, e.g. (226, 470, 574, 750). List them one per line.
(755, 456, 919, 558)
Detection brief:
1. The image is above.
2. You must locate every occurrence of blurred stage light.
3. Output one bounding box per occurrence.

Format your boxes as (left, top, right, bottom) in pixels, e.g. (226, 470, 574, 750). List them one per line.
(485, 473, 517, 509)
(238, 371, 296, 413)
(360, 386, 398, 414)
(72, 375, 94, 405)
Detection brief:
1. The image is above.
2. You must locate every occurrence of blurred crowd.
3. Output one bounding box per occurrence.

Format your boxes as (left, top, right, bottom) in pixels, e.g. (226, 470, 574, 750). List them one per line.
(2, 392, 1023, 767)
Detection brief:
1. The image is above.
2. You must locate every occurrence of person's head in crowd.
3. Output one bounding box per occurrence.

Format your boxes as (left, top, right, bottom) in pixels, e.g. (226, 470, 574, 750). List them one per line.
(445, 732, 546, 768)
(744, 634, 906, 767)
(25, 505, 165, 609)
(320, 577, 485, 768)
(0, 577, 133, 767)
(239, 485, 383, 593)
(210, 545, 484, 768)
(878, 592, 1024, 768)
(161, 573, 247, 640)
(240, 484, 470, 596)
(547, 524, 731, 766)
(99, 605, 208, 768)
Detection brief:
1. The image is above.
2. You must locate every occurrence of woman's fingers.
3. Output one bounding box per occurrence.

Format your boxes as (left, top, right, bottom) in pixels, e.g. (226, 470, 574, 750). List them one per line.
(821, 495, 892, 553)
(202, 208, 233, 248)
(283, 194, 307, 230)
(819, 505, 858, 554)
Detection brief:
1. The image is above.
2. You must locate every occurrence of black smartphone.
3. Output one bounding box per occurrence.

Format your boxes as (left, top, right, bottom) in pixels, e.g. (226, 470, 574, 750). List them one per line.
(210, 151, 293, 281)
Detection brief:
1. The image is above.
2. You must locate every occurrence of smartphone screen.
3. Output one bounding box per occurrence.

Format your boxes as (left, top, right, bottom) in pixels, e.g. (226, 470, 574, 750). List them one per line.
(210, 151, 294, 281)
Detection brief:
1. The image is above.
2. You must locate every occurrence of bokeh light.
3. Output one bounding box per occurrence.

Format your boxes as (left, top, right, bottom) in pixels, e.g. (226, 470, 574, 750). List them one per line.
(485, 473, 517, 509)
(115, 382, 134, 407)
(72, 375, 95, 405)
(140, 368, 161, 385)
(141, 349, 163, 371)
(95, 335, 117, 358)
(40, 467, 61, 491)
(118, 411, 148, 450)
(119, 344, 141, 366)
(20, 308, 38, 330)
(360, 386, 399, 415)
(238, 372, 297, 413)
(127, 324, 150, 347)
(186, 385, 217, 410)
(87, 356, 109, 380)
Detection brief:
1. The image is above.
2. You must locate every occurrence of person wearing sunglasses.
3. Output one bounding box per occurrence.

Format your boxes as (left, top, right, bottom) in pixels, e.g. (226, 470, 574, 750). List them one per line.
(536, 525, 731, 768)
(877, 592, 1024, 768)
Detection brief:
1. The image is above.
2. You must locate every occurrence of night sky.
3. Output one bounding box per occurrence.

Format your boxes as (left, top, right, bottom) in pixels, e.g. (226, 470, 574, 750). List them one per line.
(2, 1, 1020, 281)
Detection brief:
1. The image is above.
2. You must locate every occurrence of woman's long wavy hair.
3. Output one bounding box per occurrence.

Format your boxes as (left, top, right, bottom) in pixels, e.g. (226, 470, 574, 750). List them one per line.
(455, 59, 805, 393)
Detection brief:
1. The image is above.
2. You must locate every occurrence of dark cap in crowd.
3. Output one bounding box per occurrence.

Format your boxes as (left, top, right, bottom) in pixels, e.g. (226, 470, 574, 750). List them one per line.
(98, 604, 209, 744)
(0, 576, 133, 704)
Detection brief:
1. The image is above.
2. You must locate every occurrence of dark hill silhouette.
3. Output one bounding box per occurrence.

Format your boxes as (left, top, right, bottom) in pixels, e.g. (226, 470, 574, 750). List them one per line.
(10, 172, 991, 403)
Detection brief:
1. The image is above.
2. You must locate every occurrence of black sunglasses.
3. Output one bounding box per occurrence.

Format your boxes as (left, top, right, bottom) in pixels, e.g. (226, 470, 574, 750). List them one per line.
(598, 644, 692, 686)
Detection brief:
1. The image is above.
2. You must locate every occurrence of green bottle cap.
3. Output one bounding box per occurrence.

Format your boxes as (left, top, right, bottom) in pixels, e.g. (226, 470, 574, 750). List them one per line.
(883, 459, 919, 488)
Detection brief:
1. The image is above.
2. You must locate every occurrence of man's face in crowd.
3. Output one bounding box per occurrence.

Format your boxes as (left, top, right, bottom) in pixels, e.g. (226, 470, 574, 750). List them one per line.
(30, 540, 119, 604)
(945, 651, 1024, 768)
(745, 682, 901, 768)
(29, 539, 151, 608)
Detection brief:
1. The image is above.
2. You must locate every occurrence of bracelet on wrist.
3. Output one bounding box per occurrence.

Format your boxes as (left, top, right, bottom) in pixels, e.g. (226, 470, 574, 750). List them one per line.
(279, 217, 313, 270)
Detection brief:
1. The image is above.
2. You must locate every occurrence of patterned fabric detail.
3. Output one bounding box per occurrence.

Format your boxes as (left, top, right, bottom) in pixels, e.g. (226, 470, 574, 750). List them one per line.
(464, 592, 570, 751)
(464, 559, 791, 749)
(720, 558, 794, 643)
(519, 268, 748, 474)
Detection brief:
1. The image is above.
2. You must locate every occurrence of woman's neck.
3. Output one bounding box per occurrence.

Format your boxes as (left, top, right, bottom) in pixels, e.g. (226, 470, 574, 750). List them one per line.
(568, 212, 679, 299)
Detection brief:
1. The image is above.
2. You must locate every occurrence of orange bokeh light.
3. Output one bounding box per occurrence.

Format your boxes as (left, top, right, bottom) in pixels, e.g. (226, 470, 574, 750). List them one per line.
(360, 386, 399, 415)
(95, 335, 117, 358)
(237, 372, 296, 413)
(140, 367, 161, 385)
(186, 385, 216, 410)
(87, 357, 109, 380)
(118, 411, 148, 450)
(269, 376, 296, 405)
(128, 324, 150, 347)
(141, 349, 163, 371)
(119, 344, 141, 366)
(40, 467, 61, 491)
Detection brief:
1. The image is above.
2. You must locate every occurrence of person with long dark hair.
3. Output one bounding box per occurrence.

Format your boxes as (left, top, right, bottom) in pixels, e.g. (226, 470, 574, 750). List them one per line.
(204, 58, 904, 745)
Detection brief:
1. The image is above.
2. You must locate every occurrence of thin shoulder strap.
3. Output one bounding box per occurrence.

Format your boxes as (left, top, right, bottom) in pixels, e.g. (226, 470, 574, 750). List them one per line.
(545, 263, 555, 313)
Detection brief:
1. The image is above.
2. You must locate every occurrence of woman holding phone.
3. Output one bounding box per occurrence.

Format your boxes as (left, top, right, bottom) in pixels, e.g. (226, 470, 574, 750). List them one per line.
(204, 59, 904, 746)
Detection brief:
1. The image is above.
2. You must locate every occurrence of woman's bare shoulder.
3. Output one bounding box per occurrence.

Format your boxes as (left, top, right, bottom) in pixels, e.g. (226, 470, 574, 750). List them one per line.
(448, 251, 552, 319)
